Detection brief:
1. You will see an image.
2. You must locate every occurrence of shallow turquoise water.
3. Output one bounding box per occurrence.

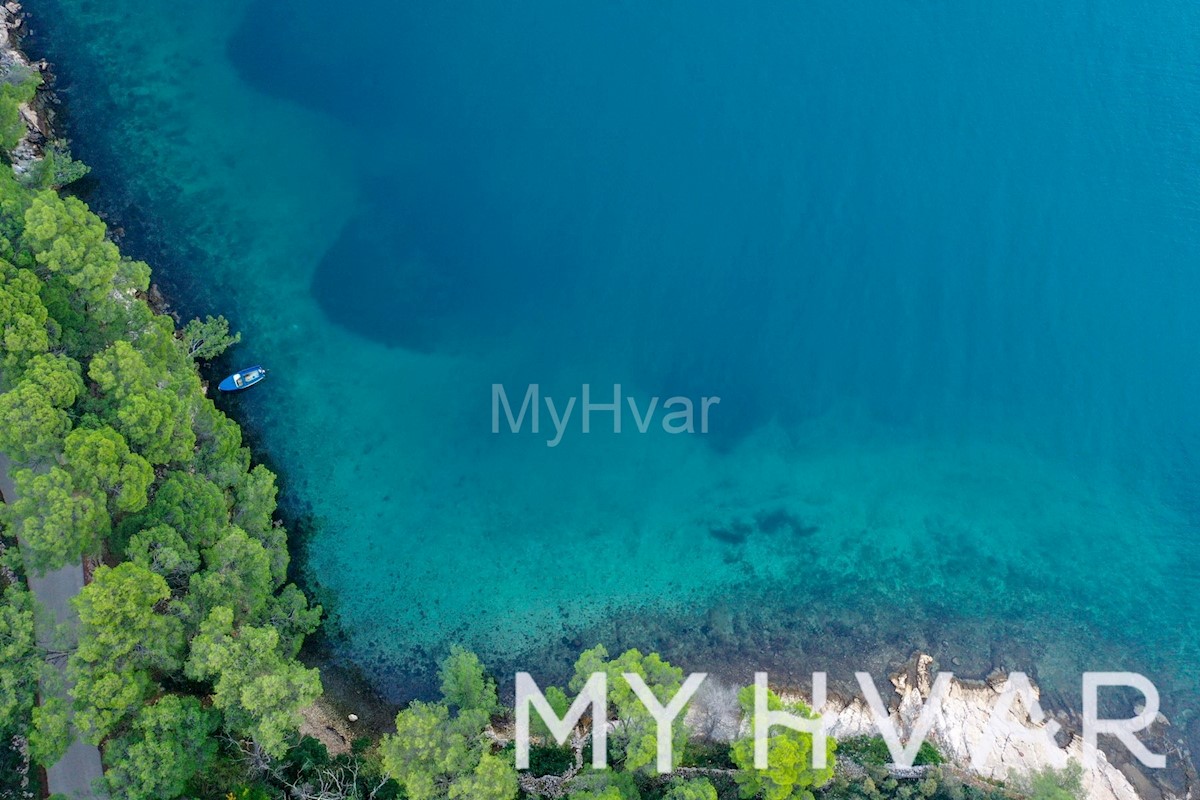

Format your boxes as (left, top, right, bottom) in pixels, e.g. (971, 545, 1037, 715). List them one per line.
(27, 0, 1200, 740)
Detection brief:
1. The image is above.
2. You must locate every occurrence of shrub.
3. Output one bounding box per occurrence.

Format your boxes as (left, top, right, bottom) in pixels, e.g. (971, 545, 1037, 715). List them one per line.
(1009, 762, 1084, 800)
(838, 736, 943, 767)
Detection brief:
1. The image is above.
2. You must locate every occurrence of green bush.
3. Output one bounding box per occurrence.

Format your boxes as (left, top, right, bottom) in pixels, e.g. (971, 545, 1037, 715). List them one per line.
(1009, 762, 1083, 800)
(528, 743, 577, 777)
(730, 684, 837, 800)
(0, 71, 38, 152)
(838, 736, 943, 767)
(17, 140, 91, 189)
(678, 739, 736, 770)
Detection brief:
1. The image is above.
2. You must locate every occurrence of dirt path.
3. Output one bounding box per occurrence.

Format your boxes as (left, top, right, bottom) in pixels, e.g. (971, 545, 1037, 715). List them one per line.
(0, 454, 103, 800)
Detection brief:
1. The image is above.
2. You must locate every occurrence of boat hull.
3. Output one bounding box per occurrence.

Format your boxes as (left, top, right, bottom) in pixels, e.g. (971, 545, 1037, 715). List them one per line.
(218, 366, 267, 392)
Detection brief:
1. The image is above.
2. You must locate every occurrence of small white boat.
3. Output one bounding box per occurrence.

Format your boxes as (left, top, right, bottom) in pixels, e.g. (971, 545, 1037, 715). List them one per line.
(218, 366, 267, 392)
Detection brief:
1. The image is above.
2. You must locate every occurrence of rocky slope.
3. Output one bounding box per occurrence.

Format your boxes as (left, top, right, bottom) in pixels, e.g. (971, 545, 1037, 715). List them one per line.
(1, 1, 53, 175)
(818, 654, 1193, 800)
(686, 652, 1194, 800)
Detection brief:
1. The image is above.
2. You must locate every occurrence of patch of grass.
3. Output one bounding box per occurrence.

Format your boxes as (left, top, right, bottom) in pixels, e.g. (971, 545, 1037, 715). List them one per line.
(838, 736, 944, 766)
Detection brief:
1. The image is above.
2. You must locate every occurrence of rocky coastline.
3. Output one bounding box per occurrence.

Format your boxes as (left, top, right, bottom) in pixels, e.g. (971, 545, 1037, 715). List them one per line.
(678, 652, 1195, 800)
(1, 2, 53, 175)
(473, 653, 1197, 800)
(806, 655, 1194, 800)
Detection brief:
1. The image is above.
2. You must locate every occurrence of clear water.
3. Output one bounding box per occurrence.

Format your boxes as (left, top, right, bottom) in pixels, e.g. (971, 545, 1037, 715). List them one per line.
(27, 0, 1200, 742)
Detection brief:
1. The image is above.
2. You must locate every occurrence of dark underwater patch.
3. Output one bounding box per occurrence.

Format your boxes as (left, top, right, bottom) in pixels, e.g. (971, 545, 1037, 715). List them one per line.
(708, 520, 752, 545)
(754, 507, 819, 537)
(226, 0, 380, 121)
(310, 204, 455, 350)
(707, 509, 818, 547)
(310, 169, 551, 350)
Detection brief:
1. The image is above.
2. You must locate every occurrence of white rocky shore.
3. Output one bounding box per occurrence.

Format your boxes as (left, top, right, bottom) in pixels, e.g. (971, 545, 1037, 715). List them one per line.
(684, 652, 1194, 800)
(818, 654, 1141, 800)
(513, 652, 1192, 800)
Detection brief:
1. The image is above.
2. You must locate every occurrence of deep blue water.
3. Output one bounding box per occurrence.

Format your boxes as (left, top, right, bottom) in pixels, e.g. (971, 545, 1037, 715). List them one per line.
(27, 0, 1200, 748)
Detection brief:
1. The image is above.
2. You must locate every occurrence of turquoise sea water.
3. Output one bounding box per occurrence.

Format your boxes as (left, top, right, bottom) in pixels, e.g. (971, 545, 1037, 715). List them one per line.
(26, 0, 1200, 746)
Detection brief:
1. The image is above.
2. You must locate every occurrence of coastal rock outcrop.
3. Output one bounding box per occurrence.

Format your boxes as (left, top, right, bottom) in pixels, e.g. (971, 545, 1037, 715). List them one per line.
(814, 654, 1192, 800)
(1, 1, 53, 176)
